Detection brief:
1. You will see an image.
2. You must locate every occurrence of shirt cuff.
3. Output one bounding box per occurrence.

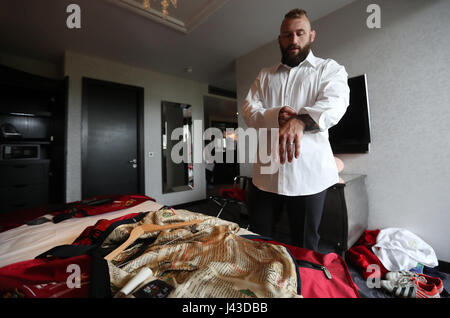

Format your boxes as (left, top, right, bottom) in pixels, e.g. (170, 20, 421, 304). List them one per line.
(264, 106, 284, 128)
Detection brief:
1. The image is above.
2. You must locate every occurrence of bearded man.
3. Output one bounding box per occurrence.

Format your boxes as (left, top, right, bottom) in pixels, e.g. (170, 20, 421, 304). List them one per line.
(241, 9, 350, 251)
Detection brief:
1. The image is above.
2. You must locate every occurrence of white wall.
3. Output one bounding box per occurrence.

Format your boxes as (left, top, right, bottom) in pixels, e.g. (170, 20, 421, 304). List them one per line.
(236, 0, 450, 261)
(64, 50, 207, 206)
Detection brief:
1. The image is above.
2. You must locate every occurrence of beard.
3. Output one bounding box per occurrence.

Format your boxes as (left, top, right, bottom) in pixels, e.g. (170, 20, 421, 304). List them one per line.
(280, 41, 312, 67)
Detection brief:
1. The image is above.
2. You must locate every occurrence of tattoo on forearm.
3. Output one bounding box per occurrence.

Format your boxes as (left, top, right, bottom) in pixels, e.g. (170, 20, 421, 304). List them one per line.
(297, 114, 320, 132)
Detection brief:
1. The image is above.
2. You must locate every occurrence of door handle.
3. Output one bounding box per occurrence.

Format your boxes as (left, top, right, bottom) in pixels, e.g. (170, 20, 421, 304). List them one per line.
(128, 158, 137, 168)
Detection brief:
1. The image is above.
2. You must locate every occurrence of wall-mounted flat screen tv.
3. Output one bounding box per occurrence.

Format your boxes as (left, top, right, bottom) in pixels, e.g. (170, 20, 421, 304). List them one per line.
(329, 74, 371, 154)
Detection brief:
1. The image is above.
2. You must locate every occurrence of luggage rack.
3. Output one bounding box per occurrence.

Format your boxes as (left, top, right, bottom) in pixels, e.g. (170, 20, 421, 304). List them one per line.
(209, 176, 251, 229)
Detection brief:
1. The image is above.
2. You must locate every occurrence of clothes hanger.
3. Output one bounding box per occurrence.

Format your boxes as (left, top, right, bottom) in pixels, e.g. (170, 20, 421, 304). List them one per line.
(104, 219, 204, 261)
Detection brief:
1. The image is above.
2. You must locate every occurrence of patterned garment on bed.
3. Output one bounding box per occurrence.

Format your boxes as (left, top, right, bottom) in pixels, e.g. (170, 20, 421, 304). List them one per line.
(0, 208, 301, 298)
(104, 208, 301, 298)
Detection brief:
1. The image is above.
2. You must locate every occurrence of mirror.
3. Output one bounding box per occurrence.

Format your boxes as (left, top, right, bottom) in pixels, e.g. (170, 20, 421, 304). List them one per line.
(161, 101, 194, 193)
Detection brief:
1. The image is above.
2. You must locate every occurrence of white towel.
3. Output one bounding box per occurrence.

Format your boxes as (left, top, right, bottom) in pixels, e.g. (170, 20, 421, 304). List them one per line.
(372, 228, 438, 271)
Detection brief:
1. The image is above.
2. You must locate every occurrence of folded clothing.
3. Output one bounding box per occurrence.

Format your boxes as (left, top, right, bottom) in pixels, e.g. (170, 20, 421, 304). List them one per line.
(347, 229, 389, 280)
(372, 228, 439, 271)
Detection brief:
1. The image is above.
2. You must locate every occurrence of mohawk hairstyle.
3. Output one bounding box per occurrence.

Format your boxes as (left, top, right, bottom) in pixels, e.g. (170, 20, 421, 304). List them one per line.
(284, 8, 308, 19)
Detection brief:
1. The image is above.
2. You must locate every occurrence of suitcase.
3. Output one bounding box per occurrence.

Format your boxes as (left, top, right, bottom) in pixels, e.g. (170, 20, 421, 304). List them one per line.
(246, 236, 360, 298)
(0, 211, 147, 298)
(1, 212, 359, 298)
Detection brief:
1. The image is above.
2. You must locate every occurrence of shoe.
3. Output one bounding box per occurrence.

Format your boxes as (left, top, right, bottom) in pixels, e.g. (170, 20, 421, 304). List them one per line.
(385, 271, 443, 294)
(381, 279, 440, 298)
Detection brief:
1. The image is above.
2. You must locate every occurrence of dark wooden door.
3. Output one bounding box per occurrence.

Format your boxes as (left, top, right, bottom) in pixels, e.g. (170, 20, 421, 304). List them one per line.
(82, 78, 144, 199)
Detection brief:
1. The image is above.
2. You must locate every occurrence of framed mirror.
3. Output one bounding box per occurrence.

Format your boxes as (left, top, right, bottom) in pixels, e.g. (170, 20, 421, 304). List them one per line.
(161, 101, 194, 193)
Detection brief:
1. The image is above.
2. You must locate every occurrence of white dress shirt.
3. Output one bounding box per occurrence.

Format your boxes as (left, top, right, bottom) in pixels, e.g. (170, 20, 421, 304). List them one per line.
(241, 51, 350, 196)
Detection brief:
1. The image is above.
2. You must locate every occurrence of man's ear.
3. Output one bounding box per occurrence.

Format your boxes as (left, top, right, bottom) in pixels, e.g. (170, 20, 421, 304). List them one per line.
(310, 30, 316, 43)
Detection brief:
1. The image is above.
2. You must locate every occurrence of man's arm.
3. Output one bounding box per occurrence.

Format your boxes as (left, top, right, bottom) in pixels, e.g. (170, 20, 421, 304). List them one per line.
(277, 62, 349, 164)
(302, 61, 350, 132)
(241, 71, 284, 129)
(297, 114, 320, 133)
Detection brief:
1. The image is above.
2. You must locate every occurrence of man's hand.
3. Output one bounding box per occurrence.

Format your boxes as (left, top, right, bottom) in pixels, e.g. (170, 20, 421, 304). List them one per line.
(279, 117, 305, 164)
(278, 106, 298, 127)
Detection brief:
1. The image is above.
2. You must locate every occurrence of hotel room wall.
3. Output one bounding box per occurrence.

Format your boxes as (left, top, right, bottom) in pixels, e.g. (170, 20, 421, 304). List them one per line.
(63, 50, 208, 206)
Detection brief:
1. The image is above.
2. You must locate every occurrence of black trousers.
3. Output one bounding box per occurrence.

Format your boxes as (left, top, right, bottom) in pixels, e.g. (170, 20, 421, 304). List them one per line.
(247, 182, 327, 252)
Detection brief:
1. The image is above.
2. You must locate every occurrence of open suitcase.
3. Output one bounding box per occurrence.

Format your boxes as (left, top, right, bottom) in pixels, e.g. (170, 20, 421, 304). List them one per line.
(0, 212, 360, 298)
(247, 237, 360, 298)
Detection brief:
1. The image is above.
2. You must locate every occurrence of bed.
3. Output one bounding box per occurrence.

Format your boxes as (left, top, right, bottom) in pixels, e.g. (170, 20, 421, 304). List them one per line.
(0, 196, 304, 298)
(1, 196, 447, 299)
(0, 199, 166, 268)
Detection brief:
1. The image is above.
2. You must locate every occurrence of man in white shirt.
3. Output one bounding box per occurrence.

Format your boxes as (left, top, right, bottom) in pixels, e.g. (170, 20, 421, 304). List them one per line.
(241, 9, 350, 251)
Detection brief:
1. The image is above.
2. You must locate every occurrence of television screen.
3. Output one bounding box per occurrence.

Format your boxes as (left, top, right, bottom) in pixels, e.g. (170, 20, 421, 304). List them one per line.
(329, 74, 371, 154)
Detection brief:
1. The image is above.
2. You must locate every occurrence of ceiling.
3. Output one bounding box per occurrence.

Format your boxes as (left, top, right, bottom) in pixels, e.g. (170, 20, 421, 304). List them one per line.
(110, 0, 229, 34)
(0, 0, 356, 92)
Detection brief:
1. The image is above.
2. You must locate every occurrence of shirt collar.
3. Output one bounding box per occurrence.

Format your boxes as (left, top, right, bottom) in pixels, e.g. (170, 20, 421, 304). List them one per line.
(276, 50, 318, 71)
